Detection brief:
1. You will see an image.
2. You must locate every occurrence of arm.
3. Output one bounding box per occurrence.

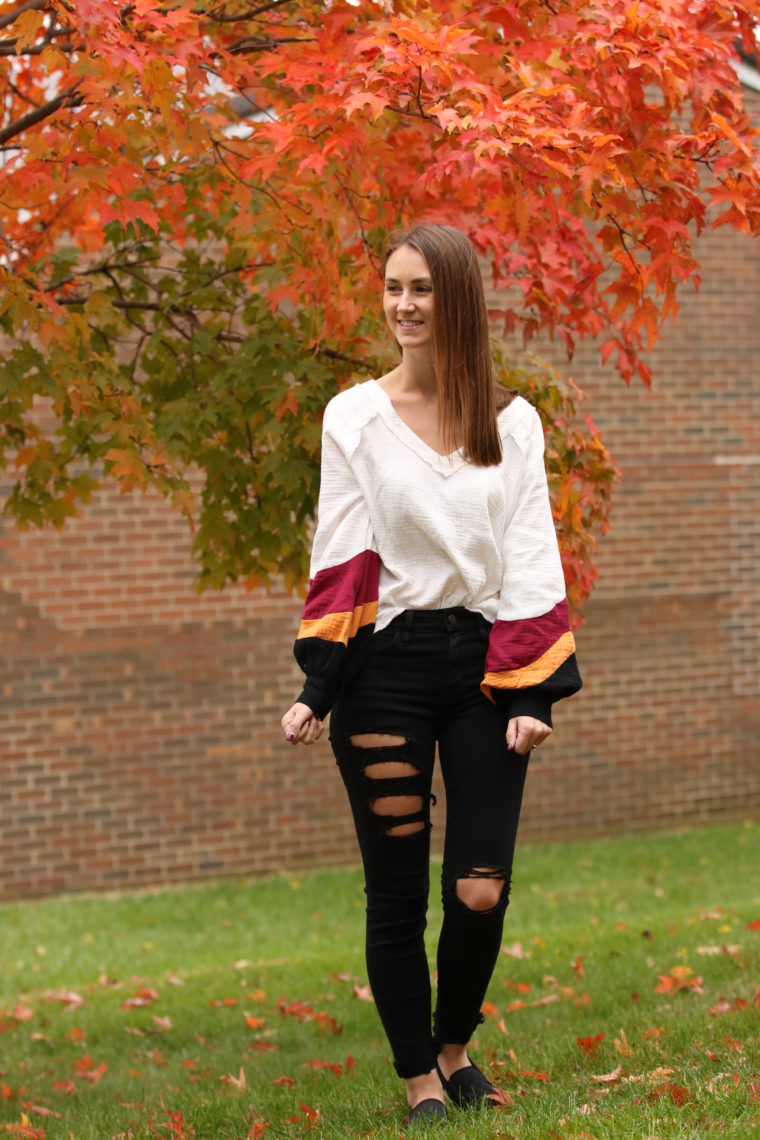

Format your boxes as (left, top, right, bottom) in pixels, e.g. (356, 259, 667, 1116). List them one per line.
(291, 407, 379, 722)
(481, 408, 582, 728)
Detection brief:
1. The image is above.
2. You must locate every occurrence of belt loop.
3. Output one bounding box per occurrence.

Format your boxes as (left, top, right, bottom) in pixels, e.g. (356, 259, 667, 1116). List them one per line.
(401, 610, 414, 645)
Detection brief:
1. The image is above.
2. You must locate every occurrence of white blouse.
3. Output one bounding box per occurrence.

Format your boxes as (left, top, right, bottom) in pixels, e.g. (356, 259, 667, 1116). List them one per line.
(311, 380, 567, 629)
(294, 379, 581, 724)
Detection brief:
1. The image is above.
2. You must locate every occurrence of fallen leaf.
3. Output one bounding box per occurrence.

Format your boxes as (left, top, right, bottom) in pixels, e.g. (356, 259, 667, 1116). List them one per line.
(353, 983, 373, 1003)
(710, 996, 748, 1016)
(220, 1066, 246, 1090)
(301, 1054, 355, 1077)
(277, 998, 342, 1033)
(487, 1087, 513, 1106)
(73, 1055, 107, 1084)
(502, 942, 528, 958)
(122, 986, 159, 1010)
(27, 1106, 63, 1119)
(503, 980, 531, 993)
(591, 1065, 622, 1084)
(577, 1033, 606, 1055)
(650, 1082, 690, 1105)
(654, 967, 703, 995)
(519, 1069, 549, 1081)
(44, 990, 84, 1010)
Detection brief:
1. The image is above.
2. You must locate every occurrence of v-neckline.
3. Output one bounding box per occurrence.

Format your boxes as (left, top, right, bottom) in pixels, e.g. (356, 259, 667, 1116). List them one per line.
(369, 380, 467, 471)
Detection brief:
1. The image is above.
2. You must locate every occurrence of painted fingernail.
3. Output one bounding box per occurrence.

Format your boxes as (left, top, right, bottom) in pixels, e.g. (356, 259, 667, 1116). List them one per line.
(286, 733, 295, 742)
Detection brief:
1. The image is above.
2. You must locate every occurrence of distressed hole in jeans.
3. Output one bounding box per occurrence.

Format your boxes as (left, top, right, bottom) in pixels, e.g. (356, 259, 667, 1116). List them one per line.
(363, 760, 419, 780)
(456, 866, 506, 912)
(350, 733, 406, 749)
(369, 794, 425, 837)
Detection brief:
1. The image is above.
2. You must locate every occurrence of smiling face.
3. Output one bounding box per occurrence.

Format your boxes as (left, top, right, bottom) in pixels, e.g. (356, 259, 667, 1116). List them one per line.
(383, 244, 434, 350)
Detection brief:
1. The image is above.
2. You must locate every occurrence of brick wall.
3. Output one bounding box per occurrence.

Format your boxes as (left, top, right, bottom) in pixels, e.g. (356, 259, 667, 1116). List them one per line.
(2, 89, 759, 899)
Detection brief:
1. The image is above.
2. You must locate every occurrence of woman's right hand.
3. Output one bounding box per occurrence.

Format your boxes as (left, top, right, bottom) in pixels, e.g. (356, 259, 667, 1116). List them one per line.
(281, 702, 324, 746)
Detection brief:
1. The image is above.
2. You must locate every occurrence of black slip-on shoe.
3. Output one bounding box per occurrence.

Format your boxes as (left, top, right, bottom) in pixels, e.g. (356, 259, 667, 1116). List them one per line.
(406, 1097, 448, 1125)
(435, 1059, 501, 1107)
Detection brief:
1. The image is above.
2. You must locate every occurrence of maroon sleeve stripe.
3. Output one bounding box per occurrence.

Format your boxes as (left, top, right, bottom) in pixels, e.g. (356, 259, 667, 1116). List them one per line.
(301, 550, 380, 621)
(485, 598, 572, 672)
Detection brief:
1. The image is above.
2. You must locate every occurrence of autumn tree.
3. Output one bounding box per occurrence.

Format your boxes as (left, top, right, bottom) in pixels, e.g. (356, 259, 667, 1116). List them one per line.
(1, 0, 759, 611)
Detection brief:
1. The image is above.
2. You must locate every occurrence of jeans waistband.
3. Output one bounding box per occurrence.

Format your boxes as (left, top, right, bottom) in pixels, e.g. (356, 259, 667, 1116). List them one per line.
(390, 607, 490, 631)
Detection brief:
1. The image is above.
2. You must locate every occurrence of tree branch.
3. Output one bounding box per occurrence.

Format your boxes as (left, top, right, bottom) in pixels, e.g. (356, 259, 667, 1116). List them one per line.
(205, 0, 295, 22)
(0, 80, 83, 146)
(0, 0, 47, 32)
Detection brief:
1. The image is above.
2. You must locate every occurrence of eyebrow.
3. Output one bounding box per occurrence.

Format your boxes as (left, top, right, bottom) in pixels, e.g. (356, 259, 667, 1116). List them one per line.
(385, 276, 432, 284)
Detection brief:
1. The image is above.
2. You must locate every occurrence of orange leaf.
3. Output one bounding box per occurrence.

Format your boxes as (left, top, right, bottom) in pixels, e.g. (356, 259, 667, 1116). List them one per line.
(122, 986, 159, 1010)
(577, 1033, 605, 1055)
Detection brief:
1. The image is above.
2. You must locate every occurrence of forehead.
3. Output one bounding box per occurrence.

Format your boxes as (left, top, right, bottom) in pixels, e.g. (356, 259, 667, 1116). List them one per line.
(385, 244, 431, 281)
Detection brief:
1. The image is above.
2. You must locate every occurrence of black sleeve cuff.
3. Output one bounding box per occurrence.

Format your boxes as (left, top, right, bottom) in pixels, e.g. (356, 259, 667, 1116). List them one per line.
(294, 678, 332, 721)
(492, 688, 553, 728)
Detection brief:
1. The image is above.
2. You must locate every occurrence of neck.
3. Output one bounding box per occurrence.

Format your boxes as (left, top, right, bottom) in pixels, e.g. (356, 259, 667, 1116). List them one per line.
(396, 348, 438, 400)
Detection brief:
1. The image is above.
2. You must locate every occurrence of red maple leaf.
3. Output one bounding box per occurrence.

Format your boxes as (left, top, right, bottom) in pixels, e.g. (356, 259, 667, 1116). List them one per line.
(577, 1033, 605, 1055)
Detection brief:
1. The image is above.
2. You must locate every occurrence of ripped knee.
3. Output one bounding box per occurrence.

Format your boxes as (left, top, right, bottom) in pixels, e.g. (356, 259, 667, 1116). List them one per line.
(349, 732, 432, 838)
(455, 867, 507, 913)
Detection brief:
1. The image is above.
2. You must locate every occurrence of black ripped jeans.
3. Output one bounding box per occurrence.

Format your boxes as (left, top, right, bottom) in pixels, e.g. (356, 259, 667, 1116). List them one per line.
(329, 608, 530, 1079)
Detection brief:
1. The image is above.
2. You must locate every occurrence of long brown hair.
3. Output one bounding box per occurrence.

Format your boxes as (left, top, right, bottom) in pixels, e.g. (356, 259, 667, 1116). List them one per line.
(383, 223, 504, 466)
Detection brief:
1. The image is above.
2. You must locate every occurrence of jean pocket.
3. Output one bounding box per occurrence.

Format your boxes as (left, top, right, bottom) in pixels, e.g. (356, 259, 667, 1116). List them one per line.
(369, 626, 402, 654)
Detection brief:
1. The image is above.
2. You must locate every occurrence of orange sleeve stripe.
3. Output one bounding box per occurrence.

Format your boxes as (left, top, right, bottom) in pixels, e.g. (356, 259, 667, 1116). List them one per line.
(297, 601, 377, 646)
(481, 631, 576, 694)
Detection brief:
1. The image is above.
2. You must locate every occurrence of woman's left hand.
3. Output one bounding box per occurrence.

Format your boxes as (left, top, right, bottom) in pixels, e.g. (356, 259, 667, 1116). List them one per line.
(506, 716, 552, 755)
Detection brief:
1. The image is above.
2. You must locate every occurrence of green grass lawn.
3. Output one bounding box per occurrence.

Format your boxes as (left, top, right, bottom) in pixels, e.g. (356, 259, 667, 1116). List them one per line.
(1, 821, 759, 1139)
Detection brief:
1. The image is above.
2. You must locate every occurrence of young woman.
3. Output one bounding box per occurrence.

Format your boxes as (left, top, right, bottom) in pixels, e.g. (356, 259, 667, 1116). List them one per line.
(280, 223, 582, 1125)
